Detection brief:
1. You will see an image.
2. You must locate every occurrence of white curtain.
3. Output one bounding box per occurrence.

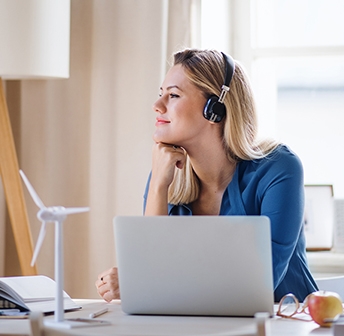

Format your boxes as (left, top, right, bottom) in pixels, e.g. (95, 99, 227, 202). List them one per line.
(0, 0, 192, 298)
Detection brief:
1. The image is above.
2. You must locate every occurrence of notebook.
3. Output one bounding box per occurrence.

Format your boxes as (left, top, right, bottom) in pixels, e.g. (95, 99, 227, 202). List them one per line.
(114, 215, 274, 316)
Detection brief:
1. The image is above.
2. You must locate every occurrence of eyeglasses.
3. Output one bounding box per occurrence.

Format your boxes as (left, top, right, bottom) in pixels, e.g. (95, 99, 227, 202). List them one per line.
(276, 293, 313, 321)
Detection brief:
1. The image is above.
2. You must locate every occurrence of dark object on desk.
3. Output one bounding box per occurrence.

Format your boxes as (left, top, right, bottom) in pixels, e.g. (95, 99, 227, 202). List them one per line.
(328, 314, 344, 336)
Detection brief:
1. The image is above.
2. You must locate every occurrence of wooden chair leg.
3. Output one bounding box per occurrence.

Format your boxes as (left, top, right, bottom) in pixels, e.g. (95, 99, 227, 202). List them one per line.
(0, 78, 37, 276)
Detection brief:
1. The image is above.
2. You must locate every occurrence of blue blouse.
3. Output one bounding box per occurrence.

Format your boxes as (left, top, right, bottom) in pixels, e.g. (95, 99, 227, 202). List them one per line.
(143, 145, 318, 302)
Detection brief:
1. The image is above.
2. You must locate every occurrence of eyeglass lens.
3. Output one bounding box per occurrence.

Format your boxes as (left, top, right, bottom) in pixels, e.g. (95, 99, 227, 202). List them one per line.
(280, 295, 298, 316)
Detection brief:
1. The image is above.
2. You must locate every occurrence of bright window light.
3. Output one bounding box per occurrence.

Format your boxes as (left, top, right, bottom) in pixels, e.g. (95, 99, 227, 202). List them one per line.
(201, 0, 229, 52)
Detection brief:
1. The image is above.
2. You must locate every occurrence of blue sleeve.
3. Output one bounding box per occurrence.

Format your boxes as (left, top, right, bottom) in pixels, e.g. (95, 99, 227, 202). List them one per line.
(259, 150, 305, 289)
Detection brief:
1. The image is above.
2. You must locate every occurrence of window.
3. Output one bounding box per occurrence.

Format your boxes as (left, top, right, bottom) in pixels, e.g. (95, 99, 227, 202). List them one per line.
(200, 0, 344, 198)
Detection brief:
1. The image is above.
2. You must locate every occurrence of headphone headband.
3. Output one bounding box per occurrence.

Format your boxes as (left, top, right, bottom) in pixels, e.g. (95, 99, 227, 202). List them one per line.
(218, 52, 235, 104)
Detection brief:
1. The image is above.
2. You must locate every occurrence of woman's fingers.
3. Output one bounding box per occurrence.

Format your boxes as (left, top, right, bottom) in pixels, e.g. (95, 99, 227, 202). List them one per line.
(171, 145, 186, 169)
(151, 143, 186, 186)
(95, 267, 120, 301)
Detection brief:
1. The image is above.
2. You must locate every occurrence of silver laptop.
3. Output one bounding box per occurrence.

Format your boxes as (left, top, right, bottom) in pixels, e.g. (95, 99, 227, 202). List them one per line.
(114, 215, 274, 316)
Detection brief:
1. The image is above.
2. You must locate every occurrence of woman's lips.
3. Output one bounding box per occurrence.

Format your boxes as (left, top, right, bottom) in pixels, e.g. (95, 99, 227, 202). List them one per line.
(155, 118, 170, 127)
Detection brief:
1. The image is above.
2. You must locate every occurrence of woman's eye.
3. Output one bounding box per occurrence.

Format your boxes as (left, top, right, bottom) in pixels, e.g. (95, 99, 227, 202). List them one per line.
(170, 93, 180, 98)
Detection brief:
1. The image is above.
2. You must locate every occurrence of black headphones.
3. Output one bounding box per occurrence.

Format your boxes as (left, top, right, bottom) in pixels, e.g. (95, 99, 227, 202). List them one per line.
(203, 52, 235, 123)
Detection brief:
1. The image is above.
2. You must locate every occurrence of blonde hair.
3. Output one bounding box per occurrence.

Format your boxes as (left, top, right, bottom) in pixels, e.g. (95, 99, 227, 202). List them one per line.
(168, 49, 278, 205)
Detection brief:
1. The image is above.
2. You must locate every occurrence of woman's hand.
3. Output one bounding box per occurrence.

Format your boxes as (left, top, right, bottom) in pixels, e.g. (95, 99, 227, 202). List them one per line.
(95, 267, 120, 302)
(145, 143, 186, 215)
(151, 142, 186, 189)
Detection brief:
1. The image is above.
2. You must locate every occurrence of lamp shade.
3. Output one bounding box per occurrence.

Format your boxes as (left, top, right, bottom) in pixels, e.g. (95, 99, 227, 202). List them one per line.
(0, 0, 70, 79)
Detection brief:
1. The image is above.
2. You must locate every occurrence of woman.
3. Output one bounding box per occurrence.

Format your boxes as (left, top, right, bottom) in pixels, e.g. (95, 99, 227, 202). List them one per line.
(96, 49, 318, 303)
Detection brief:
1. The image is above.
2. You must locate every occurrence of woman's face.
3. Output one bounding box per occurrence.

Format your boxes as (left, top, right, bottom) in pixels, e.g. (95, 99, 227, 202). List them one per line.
(152, 64, 208, 147)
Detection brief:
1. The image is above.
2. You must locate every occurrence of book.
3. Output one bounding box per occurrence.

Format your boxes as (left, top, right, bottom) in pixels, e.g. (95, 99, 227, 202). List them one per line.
(0, 275, 81, 317)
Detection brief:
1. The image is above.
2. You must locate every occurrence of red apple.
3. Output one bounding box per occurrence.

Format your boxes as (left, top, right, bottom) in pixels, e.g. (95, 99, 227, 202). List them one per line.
(308, 290, 343, 327)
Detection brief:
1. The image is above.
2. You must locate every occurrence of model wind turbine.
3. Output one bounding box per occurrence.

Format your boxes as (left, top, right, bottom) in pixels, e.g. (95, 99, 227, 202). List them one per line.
(19, 170, 90, 328)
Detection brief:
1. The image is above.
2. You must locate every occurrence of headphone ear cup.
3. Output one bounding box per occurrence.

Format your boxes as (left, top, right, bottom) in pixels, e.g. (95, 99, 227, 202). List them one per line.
(203, 95, 226, 123)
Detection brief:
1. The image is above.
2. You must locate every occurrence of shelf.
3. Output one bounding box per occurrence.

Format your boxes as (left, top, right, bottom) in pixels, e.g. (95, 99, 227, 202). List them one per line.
(306, 251, 344, 278)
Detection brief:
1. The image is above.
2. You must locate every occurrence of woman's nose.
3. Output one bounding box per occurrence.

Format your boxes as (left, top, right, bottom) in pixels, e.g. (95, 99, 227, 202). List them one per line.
(152, 97, 166, 114)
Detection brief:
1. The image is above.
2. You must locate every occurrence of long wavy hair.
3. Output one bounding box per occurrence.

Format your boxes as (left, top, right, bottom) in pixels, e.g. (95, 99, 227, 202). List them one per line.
(168, 49, 278, 205)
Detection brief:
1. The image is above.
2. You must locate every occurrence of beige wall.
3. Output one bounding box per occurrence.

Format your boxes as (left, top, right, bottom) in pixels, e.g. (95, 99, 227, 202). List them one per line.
(1, 0, 191, 298)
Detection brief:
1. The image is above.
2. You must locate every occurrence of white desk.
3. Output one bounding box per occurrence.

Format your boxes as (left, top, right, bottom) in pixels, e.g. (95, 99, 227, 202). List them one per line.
(0, 300, 333, 336)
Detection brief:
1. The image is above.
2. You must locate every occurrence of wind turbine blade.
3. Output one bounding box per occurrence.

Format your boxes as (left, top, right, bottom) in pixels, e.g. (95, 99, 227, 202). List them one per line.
(57, 207, 90, 215)
(31, 222, 47, 267)
(19, 170, 46, 209)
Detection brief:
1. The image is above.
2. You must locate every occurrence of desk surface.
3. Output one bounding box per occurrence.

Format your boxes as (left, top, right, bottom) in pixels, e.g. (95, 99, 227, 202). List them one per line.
(0, 299, 332, 336)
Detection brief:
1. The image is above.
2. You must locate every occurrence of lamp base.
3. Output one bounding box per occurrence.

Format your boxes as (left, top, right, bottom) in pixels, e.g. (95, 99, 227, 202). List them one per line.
(44, 318, 110, 329)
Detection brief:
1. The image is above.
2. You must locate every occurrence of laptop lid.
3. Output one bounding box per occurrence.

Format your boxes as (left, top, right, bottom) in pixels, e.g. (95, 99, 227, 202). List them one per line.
(114, 215, 274, 316)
